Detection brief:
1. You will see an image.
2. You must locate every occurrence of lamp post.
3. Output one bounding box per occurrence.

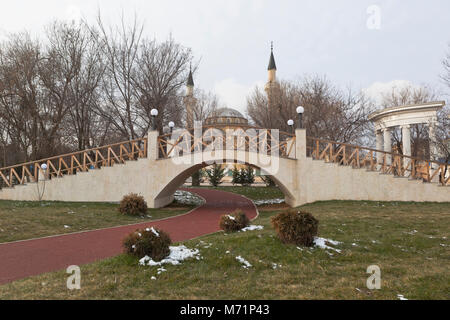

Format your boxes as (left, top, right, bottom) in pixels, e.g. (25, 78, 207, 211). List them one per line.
(168, 121, 175, 134)
(150, 108, 158, 131)
(296, 106, 304, 129)
(287, 119, 294, 133)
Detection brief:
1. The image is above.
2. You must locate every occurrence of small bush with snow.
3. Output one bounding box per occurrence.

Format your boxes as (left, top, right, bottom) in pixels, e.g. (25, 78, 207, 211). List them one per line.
(219, 210, 250, 233)
(271, 209, 319, 247)
(139, 245, 201, 266)
(122, 227, 171, 261)
(118, 193, 148, 216)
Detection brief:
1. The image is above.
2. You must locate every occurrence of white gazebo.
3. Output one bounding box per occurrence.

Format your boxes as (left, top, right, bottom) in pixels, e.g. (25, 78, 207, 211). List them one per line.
(368, 101, 445, 167)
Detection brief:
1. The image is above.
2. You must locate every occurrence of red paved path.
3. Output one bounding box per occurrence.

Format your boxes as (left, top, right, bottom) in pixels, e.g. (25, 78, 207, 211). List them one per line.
(0, 188, 257, 285)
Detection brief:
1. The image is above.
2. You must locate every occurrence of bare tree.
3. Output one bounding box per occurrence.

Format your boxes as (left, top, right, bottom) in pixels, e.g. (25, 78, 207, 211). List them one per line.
(134, 36, 193, 133)
(94, 12, 143, 140)
(192, 89, 220, 124)
(246, 75, 372, 144)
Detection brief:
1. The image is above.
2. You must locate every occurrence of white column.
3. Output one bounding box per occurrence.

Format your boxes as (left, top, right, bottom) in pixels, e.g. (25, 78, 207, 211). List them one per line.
(147, 131, 159, 161)
(429, 121, 437, 161)
(376, 129, 383, 169)
(401, 125, 411, 173)
(428, 121, 439, 181)
(383, 128, 392, 165)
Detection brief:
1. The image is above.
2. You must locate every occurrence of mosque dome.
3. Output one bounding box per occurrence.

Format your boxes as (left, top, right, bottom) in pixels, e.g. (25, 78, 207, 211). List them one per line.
(205, 107, 248, 126)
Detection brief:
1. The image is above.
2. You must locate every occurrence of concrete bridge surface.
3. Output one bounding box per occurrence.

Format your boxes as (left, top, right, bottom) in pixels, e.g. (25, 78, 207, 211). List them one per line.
(0, 129, 448, 206)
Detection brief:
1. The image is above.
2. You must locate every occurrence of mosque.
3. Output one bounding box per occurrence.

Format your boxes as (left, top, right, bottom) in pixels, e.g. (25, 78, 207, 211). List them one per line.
(184, 45, 279, 129)
(182, 45, 279, 184)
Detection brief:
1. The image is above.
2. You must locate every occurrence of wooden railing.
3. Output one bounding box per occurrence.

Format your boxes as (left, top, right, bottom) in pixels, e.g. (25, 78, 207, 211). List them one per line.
(157, 125, 296, 159)
(306, 137, 450, 186)
(0, 137, 147, 189)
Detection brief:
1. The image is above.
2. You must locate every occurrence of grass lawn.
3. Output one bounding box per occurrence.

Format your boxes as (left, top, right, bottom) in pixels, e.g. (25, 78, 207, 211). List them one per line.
(0, 200, 192, 243)
(1, 200, 448, 299)
(190, 185, 284, 201)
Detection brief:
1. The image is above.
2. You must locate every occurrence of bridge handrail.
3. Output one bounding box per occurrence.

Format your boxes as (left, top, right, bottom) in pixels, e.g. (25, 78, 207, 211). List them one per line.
(306, 136, 450, 186)
(157, 126, 296, 159)
(157, 124, 295, 139)
(0, 137, 148, 189)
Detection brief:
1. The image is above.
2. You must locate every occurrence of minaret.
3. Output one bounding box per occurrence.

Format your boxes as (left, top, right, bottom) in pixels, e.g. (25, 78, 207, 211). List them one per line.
(264, 42, 279, 112)
(264, 42, 277, 95)
(184, 66, 196, 128)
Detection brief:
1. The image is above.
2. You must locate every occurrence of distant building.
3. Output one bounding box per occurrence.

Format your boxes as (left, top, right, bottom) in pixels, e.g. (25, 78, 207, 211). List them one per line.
(204, 107, 248, 126)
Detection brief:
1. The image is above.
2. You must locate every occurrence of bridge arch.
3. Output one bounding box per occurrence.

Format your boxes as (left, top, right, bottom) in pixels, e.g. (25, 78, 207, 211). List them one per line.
(151, 151, 297, 208)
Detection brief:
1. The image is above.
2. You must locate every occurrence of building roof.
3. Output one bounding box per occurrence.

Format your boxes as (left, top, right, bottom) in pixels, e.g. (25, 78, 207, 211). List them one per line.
(187, 68, 194, 87)
(268, 50, 277, 71)
(209, 107, 246, 119)
(368, 101, 445, 122)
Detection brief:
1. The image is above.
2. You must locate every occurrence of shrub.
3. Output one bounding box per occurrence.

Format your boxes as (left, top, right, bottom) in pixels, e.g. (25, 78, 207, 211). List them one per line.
(231, 166, 241, 185)
(119, 193, 148, 216)
(271, 209, 319, 247)
(232, 166, 255, 186)
(261, 175, 276, 187)
(122, 227, 171, 261)
(205, 164, 226, 187)
(219, 210, 250, 233)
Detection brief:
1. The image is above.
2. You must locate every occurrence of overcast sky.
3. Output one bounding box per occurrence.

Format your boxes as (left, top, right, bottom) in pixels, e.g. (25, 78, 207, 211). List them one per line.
(1, 0, 449, 114)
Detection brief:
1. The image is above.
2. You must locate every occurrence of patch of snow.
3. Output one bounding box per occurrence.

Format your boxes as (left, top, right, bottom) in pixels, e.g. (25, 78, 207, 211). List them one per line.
(227, 215, 236, 221)
(139, 245, 200, 267)
(313, 237, 342, 253)
(240, 225, 264, 232)
(64, 225, 70, 228)
(397, 294, 408, 300)
(174, 190, 204, 206)
(157, 267, 167, 274)
(235, 256, 252, 269)
(151, 276, 156, 280)
(272, 263, 282, 269)
(253, 198, 285, 206)
(146, 227, 159, 237)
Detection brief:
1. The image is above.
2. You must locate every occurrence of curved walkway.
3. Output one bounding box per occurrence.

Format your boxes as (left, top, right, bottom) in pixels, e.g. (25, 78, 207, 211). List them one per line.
(0, 188, 257, 285)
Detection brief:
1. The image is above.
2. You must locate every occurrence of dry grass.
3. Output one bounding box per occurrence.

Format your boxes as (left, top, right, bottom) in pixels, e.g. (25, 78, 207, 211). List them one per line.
(0, 200, 191, 243)
(0, 200, 449, 300)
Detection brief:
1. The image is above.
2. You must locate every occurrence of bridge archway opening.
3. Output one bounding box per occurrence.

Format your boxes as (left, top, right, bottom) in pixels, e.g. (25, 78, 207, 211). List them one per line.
(154, 161, 295, 207)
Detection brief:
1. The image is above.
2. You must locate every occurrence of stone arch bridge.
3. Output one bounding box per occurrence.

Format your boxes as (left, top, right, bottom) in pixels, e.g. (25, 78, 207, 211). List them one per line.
(0, 125, 448, 207)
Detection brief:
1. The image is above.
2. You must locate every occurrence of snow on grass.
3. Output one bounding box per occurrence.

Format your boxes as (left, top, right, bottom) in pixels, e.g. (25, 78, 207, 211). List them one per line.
(313, 237, 342, 253)
(397, 294, 408, 300)
(64, 225, 70, 229)
(139, 245, 201, 267)
(272, 263, 282, 269)
(227, 215, 236, 221)
(253, 198, 285, 206)
(236, 256, 252, 269)
(240, 225, 264, 232)
(157, 267, 167, 275)
(174, 190, 204, 206)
